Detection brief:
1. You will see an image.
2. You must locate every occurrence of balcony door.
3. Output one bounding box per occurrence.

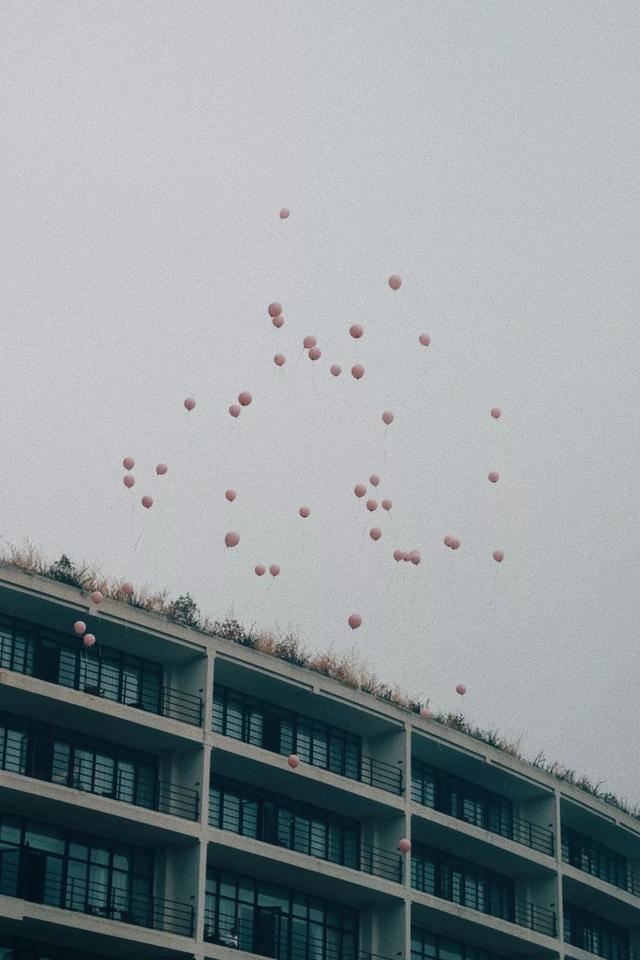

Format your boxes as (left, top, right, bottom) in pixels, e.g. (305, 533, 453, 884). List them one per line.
(254, 906, 280, 958)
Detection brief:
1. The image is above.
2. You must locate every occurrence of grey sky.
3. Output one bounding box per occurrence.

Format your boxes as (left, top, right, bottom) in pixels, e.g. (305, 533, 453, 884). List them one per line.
(2, 1, 639, 802)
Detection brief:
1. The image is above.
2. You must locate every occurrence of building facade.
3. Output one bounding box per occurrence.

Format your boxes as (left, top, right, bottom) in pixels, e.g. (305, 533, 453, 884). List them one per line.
(0, 565, 638, 960)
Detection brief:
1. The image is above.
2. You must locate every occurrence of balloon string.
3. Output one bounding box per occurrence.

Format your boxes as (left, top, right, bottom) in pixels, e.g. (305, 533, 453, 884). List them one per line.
(488, 566, 499, 610)
(133, 521, 145, 553)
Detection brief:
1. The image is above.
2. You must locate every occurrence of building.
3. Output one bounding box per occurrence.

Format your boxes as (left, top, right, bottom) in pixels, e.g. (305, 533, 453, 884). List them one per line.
(0, 564, 638, 960)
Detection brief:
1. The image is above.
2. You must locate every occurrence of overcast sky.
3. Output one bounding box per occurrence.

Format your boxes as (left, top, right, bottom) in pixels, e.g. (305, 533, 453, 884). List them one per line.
(2, 1, 639, 802)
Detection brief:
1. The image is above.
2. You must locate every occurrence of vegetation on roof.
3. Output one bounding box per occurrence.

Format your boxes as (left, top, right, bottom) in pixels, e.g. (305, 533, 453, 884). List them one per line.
(2, 540, 638, 822)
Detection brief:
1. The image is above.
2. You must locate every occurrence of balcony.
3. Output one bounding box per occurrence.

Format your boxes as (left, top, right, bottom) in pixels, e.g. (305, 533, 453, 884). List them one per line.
(513, 900, 556, 937)
(562, 837, 640, 899)
(0, 856, 193, 936)
(203, 911, 395, 959)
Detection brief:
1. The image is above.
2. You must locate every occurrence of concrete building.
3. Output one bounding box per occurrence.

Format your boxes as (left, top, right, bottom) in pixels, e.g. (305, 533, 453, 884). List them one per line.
(0, 564, 638, 960)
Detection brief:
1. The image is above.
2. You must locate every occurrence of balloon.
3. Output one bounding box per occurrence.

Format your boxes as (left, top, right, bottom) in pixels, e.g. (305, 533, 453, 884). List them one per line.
(268, 303, 283, 317)
(354, 484, 366, 498)
(348, 614, 362, 630)
(398, 838, 411, 853)
(369, 474, 380, 486)
(287, 754, 299, 768)
(269, 564, 280, 577)
(349, 324, 364, 339)
(382, 411, 394, 426)
(274, 354, 286, 366)
(122, 582, 134, 596)
(351, 364, 365, 380)
(370, 527, 382, 541)
(298, 506, 310, 518)
(73, 620, 86, 636)
(382, 499, 392, 511)
(224, 531, 240, 548)
(303, 335, 317, 349)
(184, 397, 196, 411)
(156, 463, 168, 476)
(450, 538, 461, 550)
(418, 333, 431, 347)
(238, 391, 252, 407)
(488, 471, 500, 483)
(444, 535, 453, 547)
(141, 495, 153, 509)
(388, 275, 402, 290)
(393, 549, 403, 561)
(330, 364, 342, 377)
(225, 489, 237, 502)
(493, 550, 504, 563)
(308, 346, 321, 361)
(279, 209, 290, 219)
(229, 404, 241, 418)
(122, 457, 134, 470)
(456, 684, 466, 695)
(409, 551, 421, 566)
(83, 634, 96, 648)
(491, 407, 502, 419)
(123, 474, 135, 489)
(272, 315, 284, 329)
(419, 707, 431, 719)
(255, 565, 266, 576)
(90, 591, 103, 605)
(366, 499, 378, 512)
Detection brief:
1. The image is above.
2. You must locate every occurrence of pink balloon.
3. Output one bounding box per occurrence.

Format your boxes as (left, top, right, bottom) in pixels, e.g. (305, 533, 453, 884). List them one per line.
(398, 838, 411, 853)
(456, 683, 466, 695)
(279, 209, 290, 219)
(330, 364, 342, 377)
(299, 506, 310, 518)
(351, 364, 365, 380)
(274, 353, 286, 366)
(370, 527, 382, 541)
(123, 474, 135, 489)
(238, 391, 252, 407)
(225, 489, 237, 502)
(308, 346, 321, 361)
(349, 324, 364, 339)
(393, 549, 403, 561)
(255, 564, 266, 576)
(287, 754, 299, 768)
(418, 333, 431, 347)
(382, 499, 392, 511)
(83, 634, 96, 648)
(73, 620, 86, 636)
(90, 591, 103, 605)
(272, 315, 284, 329)
(224, 531, 240, 548)
(184, 397, 196, 411)
(450, 538, 461, 550)
(382, 411, 394, 426)
(490, 407, 502, 419)
(269, 564, 280, 577)
(122, 457, 135, 470)
(366, 499, 378, 512)
(122, 582, 134, 596)
(141, 495, 153, 509)
(348, 613, 362, 630)
(419, 707, 431, 719)
(156, 463, 168, 476)
(369, 474, 380, 487)
(303, 335, 317, 350)
(493, 550, 504, 563)
(488, 471, 500, 483)
(388, 275, 402, 290)
(409, 551, 421, 566)
(268, 302, 283, 317)
(354, 484, 367, 498)
(229, 404, 241, 418)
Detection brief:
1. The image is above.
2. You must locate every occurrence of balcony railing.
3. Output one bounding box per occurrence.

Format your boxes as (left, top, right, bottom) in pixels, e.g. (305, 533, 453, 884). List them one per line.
(203, 911, 396, 959)
(511, 816, 555, 856)
(561, 847, 640, 899)
(514, 900, 556, 937)
(0, 856, 193, 936)
(0, 740, 199, 821)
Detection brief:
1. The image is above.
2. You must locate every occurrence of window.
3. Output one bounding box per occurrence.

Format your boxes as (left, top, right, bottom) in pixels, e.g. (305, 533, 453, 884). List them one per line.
(411, 843, 514, 922)
(411, 760, 513, 842)
(563, 903, 630, 960)
(411, 927, 511, 960)
(562, 828, 628, 892)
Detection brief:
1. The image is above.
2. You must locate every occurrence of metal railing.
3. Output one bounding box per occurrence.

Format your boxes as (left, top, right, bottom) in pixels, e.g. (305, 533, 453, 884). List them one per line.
(514, 900, 556, 936)
(359, 842, 403, 883)
(0, 739, 199, 821)
(0, 855, 193, 936)
(203, 911, 396, 959)
(511, 816, 555, 856)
